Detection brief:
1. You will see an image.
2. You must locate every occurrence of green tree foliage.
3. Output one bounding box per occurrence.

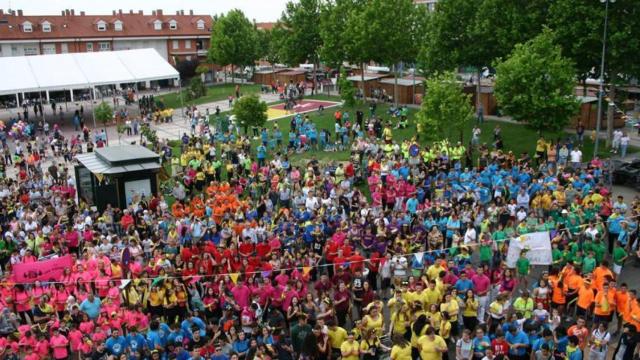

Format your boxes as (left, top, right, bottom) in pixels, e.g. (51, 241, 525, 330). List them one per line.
(319, 0, 363, 70)
(277, 0, 322, 67)
(494, 30, 580, 132)
(208, 9, 258, 83)
(338, 69, 356, 107)
(185, 77, 207, 102)
(95, 101, 113, 126)
(416, 72, 474, 142)
(232, 94, 268, 134)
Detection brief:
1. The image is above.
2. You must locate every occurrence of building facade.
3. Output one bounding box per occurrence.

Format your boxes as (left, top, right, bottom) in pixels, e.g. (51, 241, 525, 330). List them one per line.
(0, 9, 212, 65)
(413, 0, 438, 11)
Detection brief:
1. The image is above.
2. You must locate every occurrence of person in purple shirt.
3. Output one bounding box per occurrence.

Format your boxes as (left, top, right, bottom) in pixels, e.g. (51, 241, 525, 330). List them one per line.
(471, 267, 491, 324)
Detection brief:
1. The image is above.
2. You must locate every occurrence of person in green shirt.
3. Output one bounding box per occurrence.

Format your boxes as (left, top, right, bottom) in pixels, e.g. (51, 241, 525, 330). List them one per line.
(582, 251, 597, 274)
(516, 251, 531, 288)
(479, 239, 492, 266)
(512, 291, 534, 318)
(612, 241, 628, 276)
(551, 243, 565, 267)
(592, 239, 607, 264)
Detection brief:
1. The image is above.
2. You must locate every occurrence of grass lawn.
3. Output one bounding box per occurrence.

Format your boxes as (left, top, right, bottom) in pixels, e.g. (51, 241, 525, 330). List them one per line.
(158, 83, 261, 109)
(171, 96, 635, 168)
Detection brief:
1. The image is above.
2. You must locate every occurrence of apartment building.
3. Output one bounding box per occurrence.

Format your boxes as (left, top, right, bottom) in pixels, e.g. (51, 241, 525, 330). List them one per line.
(414, 0, 438, 11)
(0, 8, 213, 65)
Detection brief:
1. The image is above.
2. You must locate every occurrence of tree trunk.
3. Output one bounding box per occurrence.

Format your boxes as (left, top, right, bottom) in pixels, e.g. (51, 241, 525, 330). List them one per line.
(476, 68, 482, 116)
(582, 78, 587, 96)
(335, 64, 341, 96)
(394, 63, 399, 107)
(361, 63, 366, 100)
(605, 84, 615, 147)
(231, 64, 235, 84)
(312, 61, 317, 96)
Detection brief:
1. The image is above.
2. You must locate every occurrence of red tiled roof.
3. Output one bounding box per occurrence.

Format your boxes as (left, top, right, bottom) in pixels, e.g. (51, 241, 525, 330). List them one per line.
(255, 22, 275, 31)
(0, 11, 213, 40)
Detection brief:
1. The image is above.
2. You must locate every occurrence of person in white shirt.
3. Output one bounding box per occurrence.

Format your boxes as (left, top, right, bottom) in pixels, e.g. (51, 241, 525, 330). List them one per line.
(463, 223, 477, 244)
(620, 132, 630, 158)
(612, 129, 623, 153)
(570, 148, 582, 168)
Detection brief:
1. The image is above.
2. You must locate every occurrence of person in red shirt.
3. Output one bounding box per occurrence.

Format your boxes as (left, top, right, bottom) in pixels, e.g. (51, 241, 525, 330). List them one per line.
(349, 249, 365, 274)
(120, 210, 135, 231)
(491, 328, 509, 357)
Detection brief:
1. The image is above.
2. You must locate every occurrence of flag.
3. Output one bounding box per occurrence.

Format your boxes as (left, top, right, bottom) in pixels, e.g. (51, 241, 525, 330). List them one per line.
(229, 273, 240, 284)
(261, 270, 271, 278)
(414, 252, 424, 264)
(302, 267, 311, 276)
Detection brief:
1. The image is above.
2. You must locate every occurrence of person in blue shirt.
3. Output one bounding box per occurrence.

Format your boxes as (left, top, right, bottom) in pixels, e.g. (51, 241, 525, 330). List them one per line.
(181, 314, 207, 340)
(147, 320, 171, 352)
(454, 272, 474, 296)
(105, 329, 128, 357)
(125, 327, 147, 355)
(79, 293, 101, 320)
(232, 331, 250, 358)
(505, 325, 529, 359)
(566, 335, 583, 360)
(472, 328, 491, 359)
(406, 195, 419, 215)
(256, 144, 267, 167)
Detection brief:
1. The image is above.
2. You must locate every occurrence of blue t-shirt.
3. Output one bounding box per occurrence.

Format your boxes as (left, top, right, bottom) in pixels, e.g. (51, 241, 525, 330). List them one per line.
(473, 336, 491, 355)
(506, 331, 529, 356)
(79, 297, 102, 319)
(126, 333, 146, 353)
(106, 336, 127, 356)
(454, 279, 473, 294)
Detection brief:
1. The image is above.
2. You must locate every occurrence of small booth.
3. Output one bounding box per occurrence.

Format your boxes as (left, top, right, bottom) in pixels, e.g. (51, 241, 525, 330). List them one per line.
(252, 69, 286, 85)
(571, 96, 625, 130)
(75, 145, 161, 211)
(377, 77, 424, 105)
(275, 70, 308, 85)
(463, 85, 498, 115)
(347, 73, 390, 98)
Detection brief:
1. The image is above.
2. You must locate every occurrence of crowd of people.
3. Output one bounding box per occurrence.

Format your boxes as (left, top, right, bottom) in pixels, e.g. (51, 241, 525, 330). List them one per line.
(0, 95, 639, 360)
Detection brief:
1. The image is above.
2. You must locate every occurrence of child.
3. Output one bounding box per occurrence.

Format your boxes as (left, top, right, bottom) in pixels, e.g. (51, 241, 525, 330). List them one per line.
(612, 240, 628, 275)
(515, 250, 531, 289)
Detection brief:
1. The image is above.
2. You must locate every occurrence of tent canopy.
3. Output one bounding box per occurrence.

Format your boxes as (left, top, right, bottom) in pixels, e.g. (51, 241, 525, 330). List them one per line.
(0, 48, 179, 96)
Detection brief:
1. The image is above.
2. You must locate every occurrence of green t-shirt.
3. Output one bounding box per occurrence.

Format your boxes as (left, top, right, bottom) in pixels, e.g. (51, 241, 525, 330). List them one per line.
(613, 247, 627, 266)
(593, 242, 606, 264)
(516, 256, 530, 275)
(582, 256, 596, 274)
(492, 230, 506, 241)
(552, 248, 564, 266)
(479, 244, 492, 262)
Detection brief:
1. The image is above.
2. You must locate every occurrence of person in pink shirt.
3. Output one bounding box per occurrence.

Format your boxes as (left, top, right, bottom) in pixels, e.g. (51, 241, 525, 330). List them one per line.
(230, 278, 251, 309)
(68, 324, 84, 353)
(471, 266, 491, 324)
(23, 347, 39, 360)
(274, 270, 289, 287)
(34, 333, 50, 358)
(49, 328, 69, 360)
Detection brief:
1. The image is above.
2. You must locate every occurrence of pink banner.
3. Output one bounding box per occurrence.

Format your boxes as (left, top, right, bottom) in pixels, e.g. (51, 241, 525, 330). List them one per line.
(12, 255, 73, 283)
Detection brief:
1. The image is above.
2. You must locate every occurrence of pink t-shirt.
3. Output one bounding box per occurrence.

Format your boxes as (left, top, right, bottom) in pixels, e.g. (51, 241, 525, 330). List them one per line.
(471, 274, 491, 295)
(68, 329, 84, 351)
(49, 334, 69, 359)
(231, 285, 251, 309)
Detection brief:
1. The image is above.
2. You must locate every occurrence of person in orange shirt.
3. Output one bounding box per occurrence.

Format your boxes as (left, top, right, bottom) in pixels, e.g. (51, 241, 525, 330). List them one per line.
(567, 317, 589, 350)
(576, 280, 595, 317)
(592, 260, 614, 292)
(172, 202, 185, 218)
(629, 292, 640, 332)
(565, 271, 584, 314)
(594, 282, 617, 323)
(615, 282, 631, 333)
(549, 273, 567, 315)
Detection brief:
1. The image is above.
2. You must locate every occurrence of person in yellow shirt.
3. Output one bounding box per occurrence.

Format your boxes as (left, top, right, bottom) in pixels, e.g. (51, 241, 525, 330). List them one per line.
(328, 321, 348, 355)
(391, 334, 412, 360)
(440, 291, 460, 338)
(340, 332, 360, 360)
(417, 326, 448, 360)
(389, 304, 411, 339)
(360, 329, 390, 359)
(411, 315, 430, 353)
(362, 305, 384, 336)
(423, 281, 442, 309)
(426, 260, 446, 281)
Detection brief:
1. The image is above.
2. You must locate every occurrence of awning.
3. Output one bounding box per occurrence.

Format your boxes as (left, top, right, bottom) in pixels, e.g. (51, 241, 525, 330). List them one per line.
(0, 48, 180, 95)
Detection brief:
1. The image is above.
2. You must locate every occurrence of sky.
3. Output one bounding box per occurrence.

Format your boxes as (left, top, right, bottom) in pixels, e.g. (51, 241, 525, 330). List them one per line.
(0, 0, 289, 22)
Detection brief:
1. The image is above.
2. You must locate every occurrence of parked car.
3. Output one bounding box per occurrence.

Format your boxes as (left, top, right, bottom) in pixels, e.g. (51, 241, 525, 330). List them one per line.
(612, 159, 640, 189)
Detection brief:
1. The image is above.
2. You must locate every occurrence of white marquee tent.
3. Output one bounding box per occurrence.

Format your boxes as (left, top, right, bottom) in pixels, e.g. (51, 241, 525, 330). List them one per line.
(0, 48, 180, 96)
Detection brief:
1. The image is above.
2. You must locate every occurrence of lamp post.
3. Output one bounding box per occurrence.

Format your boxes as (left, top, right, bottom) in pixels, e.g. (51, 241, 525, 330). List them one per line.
(594, 0, 615, 157)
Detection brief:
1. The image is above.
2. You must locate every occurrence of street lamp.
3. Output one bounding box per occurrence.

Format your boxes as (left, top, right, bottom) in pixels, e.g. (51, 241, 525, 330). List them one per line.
(594, 0, 615, 157)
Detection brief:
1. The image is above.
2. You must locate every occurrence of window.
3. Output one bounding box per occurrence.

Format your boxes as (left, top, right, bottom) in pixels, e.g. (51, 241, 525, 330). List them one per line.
(196, 40, 204, 50)
(99, 42, 111, 51)
(11, 46, 18, 56)
(169, 20, 178, 30)
(97, 20, 107, 31)
(60, 43, 69, 53)
(196, 19, 205, 30)
(42, 21, 51, 32)
(22, 22, 32, 32)
(86, 43, 93, 52)
(153, 20, 162, 30)
(186, 56, 192, 61)
(172, 40, 179, 49)
(184, 40, 191, 49)
(24, 46, 38, 56)
(114, 20, 123, 31)
(42, 44, 56, 54)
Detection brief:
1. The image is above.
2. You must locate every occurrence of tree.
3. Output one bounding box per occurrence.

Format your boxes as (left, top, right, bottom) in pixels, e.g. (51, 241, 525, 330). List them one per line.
(232, 94, 268, 134)
(94, 101, 113, 144)
(185, 77, 207, 102)
(416, 72, 474, 142)
(208, 9, 258, 83)
(494, 29, 580, 133)
(319, 0, 363, 72)
(338, 69, 356, 107)
(278, 0, 322, 94)
(175, 59, 200, 79)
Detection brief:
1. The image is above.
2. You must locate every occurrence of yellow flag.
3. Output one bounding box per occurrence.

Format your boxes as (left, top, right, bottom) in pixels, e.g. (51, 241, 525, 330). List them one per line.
(302, 267, 311, 276)
(230, 273, 240, 284)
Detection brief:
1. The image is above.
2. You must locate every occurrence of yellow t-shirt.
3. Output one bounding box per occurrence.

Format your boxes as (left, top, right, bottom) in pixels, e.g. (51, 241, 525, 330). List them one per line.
(363, 314, 384, 335)
(439, 321, 451, 340)
(440, 300, 459, 322)
(329, 326, 348, 349)
(391, 344, 412, 360)
(417, 335, 447, 360)
(462, 299, 478, 317)
(426, 311, 442, 329)
(423, 288, 441, 308)
(340, 340, 360, 360)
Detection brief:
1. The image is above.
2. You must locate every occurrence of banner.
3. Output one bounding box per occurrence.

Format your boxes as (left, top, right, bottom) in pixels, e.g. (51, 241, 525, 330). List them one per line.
(12, 255, 73, 283)
(229, 273, 240, 284)
(505, 231, 552, 268)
